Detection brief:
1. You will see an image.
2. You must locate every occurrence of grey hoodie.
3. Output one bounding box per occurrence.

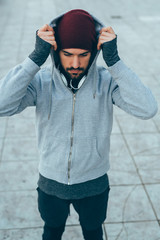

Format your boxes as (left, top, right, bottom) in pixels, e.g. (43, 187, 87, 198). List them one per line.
(0, 13, 158, 185)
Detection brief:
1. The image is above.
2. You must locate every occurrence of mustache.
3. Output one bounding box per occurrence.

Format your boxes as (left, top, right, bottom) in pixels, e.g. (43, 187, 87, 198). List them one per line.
(66, 67, 84, 71)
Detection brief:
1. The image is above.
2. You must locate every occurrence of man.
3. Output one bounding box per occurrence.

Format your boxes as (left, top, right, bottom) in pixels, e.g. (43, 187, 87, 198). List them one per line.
(0, 9, 157, 240)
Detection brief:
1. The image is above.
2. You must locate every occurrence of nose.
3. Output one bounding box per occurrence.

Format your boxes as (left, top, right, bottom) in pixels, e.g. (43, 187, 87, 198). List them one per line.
(72, 56, 80, 69)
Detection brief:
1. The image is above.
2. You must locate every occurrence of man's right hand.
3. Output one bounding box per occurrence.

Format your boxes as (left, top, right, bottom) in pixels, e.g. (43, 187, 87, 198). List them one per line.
(29, 24, 58, 67)
(37, 24, 57, 51)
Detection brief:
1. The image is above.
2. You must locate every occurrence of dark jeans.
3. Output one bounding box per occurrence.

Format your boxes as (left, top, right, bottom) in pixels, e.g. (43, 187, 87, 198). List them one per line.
(37, 187, 110, 240)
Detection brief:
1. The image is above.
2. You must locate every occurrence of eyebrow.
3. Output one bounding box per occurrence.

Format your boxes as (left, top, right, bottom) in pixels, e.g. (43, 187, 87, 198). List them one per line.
(62, 50, 90, 56)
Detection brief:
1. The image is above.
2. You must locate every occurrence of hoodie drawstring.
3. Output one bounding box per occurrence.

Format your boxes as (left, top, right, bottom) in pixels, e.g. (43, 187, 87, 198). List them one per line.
(48, 50, 54, 120)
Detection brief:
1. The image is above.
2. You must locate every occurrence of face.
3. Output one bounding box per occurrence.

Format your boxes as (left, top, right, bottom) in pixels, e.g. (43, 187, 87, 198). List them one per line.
(59, 48, 91, 79)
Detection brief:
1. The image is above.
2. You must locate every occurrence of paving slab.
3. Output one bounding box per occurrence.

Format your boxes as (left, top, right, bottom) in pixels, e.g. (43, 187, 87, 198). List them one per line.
(153, 111, 160, 132)
(107, 185, 156, 223)
(0, 190, 42, 229)
(145, 184, 160, 220)
(2, 137, 39, 162)
(6, 116, 36, 138)
(0, 161, 38, 191)
(116, 115, 157, 134)
(134, 155, 160, 184)
(124, 133, 160, 156)
(62, 225, 83, 240)
(108, 156, 141, 186)
(105, 221, 160, 240)
(112, 117, 121, 134)
(0, 118, 7, 138)
(0, 228, 42, 240)
(110, 134, 130, 157)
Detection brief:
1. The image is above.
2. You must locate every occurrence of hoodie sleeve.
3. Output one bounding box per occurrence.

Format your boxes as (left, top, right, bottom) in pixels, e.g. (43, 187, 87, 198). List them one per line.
(0, 57, 40, 116)
(108, 60, 158, 119)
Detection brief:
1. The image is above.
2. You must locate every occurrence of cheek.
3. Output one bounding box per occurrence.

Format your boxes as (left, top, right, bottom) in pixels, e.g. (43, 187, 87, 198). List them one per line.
(60, 58, 68, 69)
(83, 58, 90, 68)
(59, 54, 67, 67)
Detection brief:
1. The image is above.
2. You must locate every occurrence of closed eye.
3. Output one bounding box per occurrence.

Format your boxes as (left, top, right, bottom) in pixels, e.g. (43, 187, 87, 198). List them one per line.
(80, 52, 90, 57)
(63, 52, 72, 56)
(62, 50, 90, 57)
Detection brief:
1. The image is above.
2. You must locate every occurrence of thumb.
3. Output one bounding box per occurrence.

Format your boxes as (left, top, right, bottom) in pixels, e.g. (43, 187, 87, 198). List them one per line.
(97, 40, 101, 50)
(40, 24, 54, 33)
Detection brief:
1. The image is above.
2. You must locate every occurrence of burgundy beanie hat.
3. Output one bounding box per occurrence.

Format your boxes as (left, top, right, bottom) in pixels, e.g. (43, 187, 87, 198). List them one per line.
(57, 9, 97, 51)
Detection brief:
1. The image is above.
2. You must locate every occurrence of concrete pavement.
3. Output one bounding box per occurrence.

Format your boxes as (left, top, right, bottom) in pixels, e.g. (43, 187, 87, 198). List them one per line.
(0, 0, 160, 239)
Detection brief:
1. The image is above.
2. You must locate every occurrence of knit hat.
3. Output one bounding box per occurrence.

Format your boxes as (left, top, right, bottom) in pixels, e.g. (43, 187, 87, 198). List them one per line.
(57, 9, 97, 51)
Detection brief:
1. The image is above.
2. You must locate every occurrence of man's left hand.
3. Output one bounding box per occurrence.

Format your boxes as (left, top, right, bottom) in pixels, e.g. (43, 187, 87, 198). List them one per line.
(97, 26, 120, 67)
(97, 27, 116, 50)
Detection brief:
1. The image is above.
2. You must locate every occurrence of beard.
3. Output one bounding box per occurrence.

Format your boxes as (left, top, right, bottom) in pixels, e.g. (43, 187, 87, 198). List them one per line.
(65, 67, 86, 80)
(59, 64, 87, 81)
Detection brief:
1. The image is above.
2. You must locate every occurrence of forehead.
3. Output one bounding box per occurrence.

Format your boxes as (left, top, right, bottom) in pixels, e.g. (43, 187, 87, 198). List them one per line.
(61, 48, 90, 54)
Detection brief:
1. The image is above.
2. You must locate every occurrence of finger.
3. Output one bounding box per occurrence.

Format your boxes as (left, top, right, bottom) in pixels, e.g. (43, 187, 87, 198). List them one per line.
(47, 25, 54, 32)
(100, 27, 108, 33)
(49, 40, 57, 50)
(97, 40, 102, 50)
(100, 26, 115, 34)
(100, 26, 114, 33)
(99, 36, 113, 42)
(40, 35, 57, 46)
(99, 35, 115, 42)
(37, 33, 55, 42)
(100, 31, 115, 38)
(53, 41, 57, 51)
(42, 36, 56, 42)
(38, 31, 55, 40)
(100, 31, 111, 36)
(37, 31, 54, 36)
(39, 24, 54, 33)
(97, 35, 114, 50)
(97, 39, 107, 50)
(100, 33, 116, 41)
(38, 32, 55, 39)
(44, 39, 57, 50)
(107, 26, 115, 34)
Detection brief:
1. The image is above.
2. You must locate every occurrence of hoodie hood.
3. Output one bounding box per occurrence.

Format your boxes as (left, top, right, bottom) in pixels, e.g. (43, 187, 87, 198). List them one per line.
(47, 10, 104, 119)
(49, 10, 104, 67)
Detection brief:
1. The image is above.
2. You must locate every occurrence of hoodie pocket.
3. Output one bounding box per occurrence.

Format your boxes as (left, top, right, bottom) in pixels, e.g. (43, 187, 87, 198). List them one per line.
(73, 137, 102, 173)
(41, 137, 70, 172)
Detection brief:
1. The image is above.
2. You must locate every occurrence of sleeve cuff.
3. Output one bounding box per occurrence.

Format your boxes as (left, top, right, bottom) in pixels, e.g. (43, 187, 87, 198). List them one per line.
(21, 57, 41, 76)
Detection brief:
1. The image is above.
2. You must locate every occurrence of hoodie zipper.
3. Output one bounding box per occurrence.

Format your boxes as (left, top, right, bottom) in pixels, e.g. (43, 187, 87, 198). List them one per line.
(57, 72, 77, 185)
(68, 93, 76, 185)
